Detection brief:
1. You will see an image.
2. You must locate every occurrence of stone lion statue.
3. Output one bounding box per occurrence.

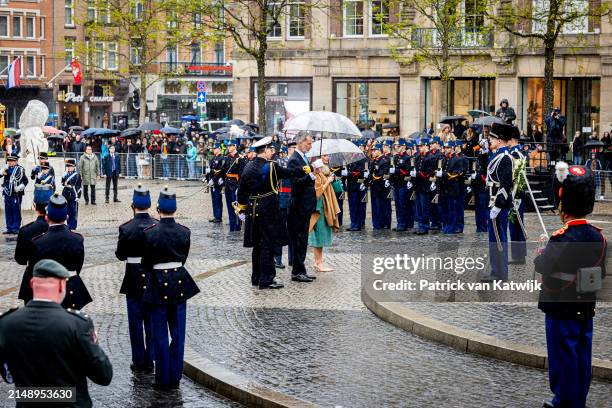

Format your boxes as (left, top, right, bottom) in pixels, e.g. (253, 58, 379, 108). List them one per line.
(18, 100, 49, 164)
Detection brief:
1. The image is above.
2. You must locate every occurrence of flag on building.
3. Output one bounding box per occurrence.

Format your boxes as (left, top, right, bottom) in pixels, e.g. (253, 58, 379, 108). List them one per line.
(70, 58, 82, 85)
(7, 57, 20, 89)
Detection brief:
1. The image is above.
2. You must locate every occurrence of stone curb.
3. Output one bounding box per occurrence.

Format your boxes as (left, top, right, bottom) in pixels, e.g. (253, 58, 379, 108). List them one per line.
(361, 288, 612, 381)
(183, 347, 319, 408)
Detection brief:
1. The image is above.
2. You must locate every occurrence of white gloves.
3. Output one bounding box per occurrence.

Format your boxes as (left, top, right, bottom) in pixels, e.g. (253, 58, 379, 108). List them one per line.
(238, 213, 246, 222)
(490, 206, 501, 219)
(410, 169, 416, 177)
(359, 184, 366, 191)
(470, 173, 477, 180)
(208, 180, 214, 187)
(14, 184, 25, 193)
(435, 170, 442, 177)
(363, 171, 369, 178)
(466, 186, 472, 194)
(514, 199, 522, 208)
(341, 169, 348, 177)
(406, 181, 413, 190)
(384, 180, 390, 188)
(205, 167, 211, 174)
(218, 178, 224, 186)
(430, 182, 436, 192)
(309, 173, 316, 180)
(389, 167, 395, 174)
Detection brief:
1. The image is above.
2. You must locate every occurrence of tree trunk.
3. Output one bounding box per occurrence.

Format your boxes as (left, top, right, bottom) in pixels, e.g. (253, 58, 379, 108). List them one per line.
(256, 55, 266, 135)
(543, 44, 555, 120)
(139, 75, 147, 125)
(440, 79, 450, 118)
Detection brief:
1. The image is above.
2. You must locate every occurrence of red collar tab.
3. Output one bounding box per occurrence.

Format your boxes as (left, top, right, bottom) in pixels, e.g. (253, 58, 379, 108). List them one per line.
(567, 219, 588, 227)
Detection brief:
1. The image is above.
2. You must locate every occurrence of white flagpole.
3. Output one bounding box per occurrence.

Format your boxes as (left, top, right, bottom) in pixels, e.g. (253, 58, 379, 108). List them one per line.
(47, 62, 72, 87)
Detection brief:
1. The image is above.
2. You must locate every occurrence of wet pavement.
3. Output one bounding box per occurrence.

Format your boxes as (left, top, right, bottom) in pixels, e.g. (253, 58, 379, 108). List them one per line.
(0, 179, 610, 407)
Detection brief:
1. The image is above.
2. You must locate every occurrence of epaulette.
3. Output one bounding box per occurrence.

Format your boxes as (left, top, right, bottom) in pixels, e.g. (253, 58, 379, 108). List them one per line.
(31, 231, 48, 241)
(552, 226, 568, 237)
(65, 308, 91, 321)
(143, 223, 159, 232)
(177, 223, 190, 232)
(0, 307, 18, 319)
(119, 219, 132, 228)
(70, 230, 83, 239)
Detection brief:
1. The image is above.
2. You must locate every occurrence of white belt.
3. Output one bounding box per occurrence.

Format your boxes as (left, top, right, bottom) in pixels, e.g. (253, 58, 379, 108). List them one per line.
(153, 262, 182, 270)
(126, 257, 142, 264)
(551, 272, 575, 282)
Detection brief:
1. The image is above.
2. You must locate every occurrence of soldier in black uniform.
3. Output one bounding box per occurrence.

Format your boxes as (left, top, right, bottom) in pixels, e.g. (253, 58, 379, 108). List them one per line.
(30, 151, 55, 184)
(115, 185, 158, 372)
(346, 140, 368, 231)
(206, 143, 225, 223)
(390, 139, 413, 231)
(411, 138, 435, 235)
(369, 143, 392, 230)
(223, 140, 245, 232)
(536, 162, 607, 408)
(236, 136, 301, 289)
(0, 259, 113, 407)
(61, 158, 82, 230)
(141, 188, 200, 390)
(31, 193, 92, 310)
(15, 184, 52, 305)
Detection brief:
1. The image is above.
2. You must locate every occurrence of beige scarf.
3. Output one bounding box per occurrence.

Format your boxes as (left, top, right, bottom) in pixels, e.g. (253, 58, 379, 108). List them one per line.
(309, 172, 341, 233)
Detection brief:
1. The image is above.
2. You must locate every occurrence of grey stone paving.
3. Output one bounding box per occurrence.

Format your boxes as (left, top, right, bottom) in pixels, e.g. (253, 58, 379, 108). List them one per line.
(0, 179, 610, 408)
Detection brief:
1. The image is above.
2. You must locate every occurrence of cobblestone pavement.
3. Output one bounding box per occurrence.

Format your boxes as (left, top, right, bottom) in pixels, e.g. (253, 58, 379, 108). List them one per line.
(0, 179, 610, 407)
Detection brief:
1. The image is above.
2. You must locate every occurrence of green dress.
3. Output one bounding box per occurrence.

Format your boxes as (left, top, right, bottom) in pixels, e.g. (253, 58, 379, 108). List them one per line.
(308, 196, 333, 248)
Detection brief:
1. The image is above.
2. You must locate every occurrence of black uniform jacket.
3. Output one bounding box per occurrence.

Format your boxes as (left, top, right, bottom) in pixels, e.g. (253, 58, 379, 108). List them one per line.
(369, 154, 391, 197)
(536, 220, 607, 320)
(287, 151, 316, 215)
(0, 301, 113, 408)
(237, 157, 298, 248)
(15, 216, 48, 302)
(31, 225, 91, 310)
(141, 218, 200, 305)
(115, 213, 158, 299)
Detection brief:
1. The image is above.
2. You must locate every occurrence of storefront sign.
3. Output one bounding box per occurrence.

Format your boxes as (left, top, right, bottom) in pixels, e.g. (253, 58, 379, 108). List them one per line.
(582, 127, 592, 133)
(64, 92, 84, 103)
(89, 96, 115, 103)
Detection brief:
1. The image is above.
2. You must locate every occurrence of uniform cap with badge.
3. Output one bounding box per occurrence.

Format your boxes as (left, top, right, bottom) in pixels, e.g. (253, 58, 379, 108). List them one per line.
(158, 186, 177, 213)
(47, 193, 68, 222)
(65, 158, 77, 167)
(132, 184, 151, 209)
(553, 162, 595, 217)
(7, 154, 19, 161)
(488, 122, 518, 141)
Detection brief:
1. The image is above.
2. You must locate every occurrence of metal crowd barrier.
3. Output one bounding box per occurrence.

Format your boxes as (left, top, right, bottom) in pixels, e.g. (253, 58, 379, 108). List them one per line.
(593, 170, 612, 201)
(151, 154, 206, 181)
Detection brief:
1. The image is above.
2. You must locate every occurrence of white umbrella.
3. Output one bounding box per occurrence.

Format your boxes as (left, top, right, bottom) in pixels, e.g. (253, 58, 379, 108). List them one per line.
(283, 111, 362, 139)
(306, 139, 365, 167)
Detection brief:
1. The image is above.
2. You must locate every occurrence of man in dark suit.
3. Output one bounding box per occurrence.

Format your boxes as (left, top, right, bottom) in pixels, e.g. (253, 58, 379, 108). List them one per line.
(15, 185, 52, 305)
(287, 134, 317, 283)
(0, 259, 113, 408)
(103, 145, 121, 203)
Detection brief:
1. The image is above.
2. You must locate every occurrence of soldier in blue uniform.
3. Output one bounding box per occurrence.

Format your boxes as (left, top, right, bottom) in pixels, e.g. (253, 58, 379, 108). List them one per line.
(482, 122, 516, 282)
(235, 137, 301, 289)
(508, 132, 527, 264)
(467, 140, 489, 233)
(206, 143, 225, 223)
(329, 162, 346, 227)
(428, 137, 443, 231)
(274, 141, 294, 268)
(30, 152, 55, 186)
(61, 158, 82, 230)
(115, 185, 158, 372)
(1, 154, 28, 235)
(390, 139, 412, 232)
(15, 184, 52, 305)
(346, 140, 368, 231)
(454, 140, 469, 233)
(369, 143, 392, 230)
(411, 138, 434, 235)
(223, 140, 244, 232)
(536, 162, 607, 408)
(142, 187, 200, 390)
(31, 193, 92, 310)
(438, 141, 454, 233)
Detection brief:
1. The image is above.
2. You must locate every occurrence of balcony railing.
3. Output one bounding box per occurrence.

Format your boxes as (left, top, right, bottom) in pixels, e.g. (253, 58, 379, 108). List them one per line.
(159, 61, 232, 77)
(411, 28, 493, 49)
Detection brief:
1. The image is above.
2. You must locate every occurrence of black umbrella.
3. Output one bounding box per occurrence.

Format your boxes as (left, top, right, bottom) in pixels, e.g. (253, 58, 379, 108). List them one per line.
(585, 139, 605, 149)
(138, 121, 162, 131)
(69, 126, 84, 132)
(408, 131, 428, 139)
(474, 115, 506, 127)
(467, 110, 491, 119)
(228, 119, 245, 126)
(382, 123, 399, 129)
(439, 115, 466, 124)
(121, 128, 142, 137)
(46, 134, 65, 140)
(245, 123, 259, 131)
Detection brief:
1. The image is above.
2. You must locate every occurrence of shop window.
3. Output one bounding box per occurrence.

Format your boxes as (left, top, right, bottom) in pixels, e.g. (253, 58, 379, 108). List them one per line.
(0, 16, 7, 37)
(344, 0, 364, 37)
(370, 0, 389, 36)
(253, 80, 311, 135)
(288, 1, 305, 38)
(335, 81, 398, 128)
(267, 2, 282, 38)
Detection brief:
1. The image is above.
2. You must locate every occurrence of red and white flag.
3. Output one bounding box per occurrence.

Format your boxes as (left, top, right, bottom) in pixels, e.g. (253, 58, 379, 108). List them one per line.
(7, 57, 20, 89)
(70, 58, 82, 85)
